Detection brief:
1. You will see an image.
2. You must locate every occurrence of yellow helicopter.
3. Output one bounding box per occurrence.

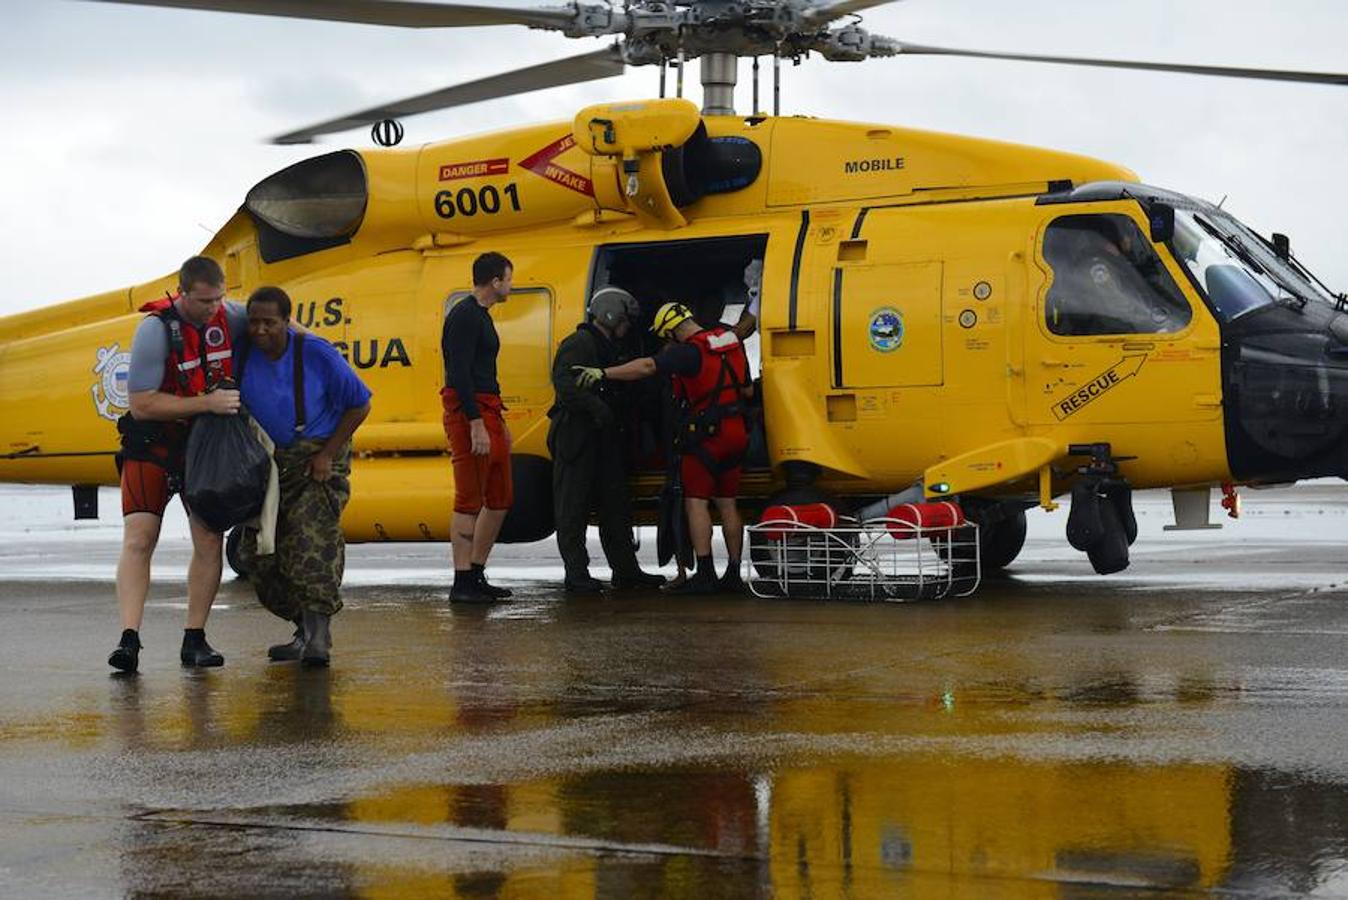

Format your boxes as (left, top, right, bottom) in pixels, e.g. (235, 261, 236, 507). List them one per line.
(2, 0, 1346, 577)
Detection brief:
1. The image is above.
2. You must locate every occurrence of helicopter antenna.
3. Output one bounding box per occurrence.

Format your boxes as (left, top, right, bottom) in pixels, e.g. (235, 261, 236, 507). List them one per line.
(1218, 194, 1229, 209)
(752, 56, 760, 115)
(676, 39, 686, 99)
(773, 50, 782, 116)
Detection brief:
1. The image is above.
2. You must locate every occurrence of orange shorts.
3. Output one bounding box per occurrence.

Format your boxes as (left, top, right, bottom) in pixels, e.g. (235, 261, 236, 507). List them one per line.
(680, 416, 748, 500)
(120, 457, 181, 517)
(441, 389, 513, 515)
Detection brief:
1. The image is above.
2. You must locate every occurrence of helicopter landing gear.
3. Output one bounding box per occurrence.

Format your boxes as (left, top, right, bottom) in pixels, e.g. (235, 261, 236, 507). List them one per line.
(1065, 443, 1136, 575)
(933, 500, 1028, 577)
(971, 503, 1029, 572)
(225, 526, 250, 580)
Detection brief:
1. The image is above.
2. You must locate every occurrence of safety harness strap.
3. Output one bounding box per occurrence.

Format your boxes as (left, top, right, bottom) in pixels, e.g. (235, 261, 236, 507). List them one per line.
(159, 306, 193, 396)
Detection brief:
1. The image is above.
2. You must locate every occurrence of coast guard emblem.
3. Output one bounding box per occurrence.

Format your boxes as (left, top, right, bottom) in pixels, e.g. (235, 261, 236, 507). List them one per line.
(91, 343, 131, 422)
(868, 307, 904, 353)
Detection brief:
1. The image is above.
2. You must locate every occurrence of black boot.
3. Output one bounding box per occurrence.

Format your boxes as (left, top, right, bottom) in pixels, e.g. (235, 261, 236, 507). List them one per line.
(267, 618, 305, 662)
(718, 560, 745, 593)
(563, 572, 606, 594)
(108, 629, 141, 673)
(473, 563, 512, 599)
(668, 555, 718, 595)
(301, 610, 331, 668)
(180, 629, 224, 668)
(450, 569, 493, 603)
(612, 569, 667, 591)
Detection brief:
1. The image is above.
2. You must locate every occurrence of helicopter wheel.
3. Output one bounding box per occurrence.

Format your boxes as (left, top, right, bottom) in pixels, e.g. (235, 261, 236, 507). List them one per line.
(978, 507, 1028, 572)
(1086, 500, 1130, 575)
(224, 526, 250, 581)
(934, 503, 1028, 576)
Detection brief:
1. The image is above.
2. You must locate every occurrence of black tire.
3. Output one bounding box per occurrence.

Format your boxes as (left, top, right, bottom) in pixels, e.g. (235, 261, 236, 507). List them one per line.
(225, 526, 250, 580)
(1105, 481, 1138, 546)
(498, 454, 555, 543)
(933, 503, 1027, 574)
(1086, 499, 1130, 575)
(981, 507, 1028, 571)
(1066, 481, 1106, 551)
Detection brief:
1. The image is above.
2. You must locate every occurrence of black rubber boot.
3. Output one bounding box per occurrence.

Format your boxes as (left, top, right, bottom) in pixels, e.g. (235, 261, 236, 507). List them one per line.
(667, 569, 717, 595)
(301, 610, 331, 668)
(180, 629, 224, 668)
(718, 561, 745, 593)
(108, 629, 141, 673)
(267, 618, 305, 662)
(473, 563, 512, 599)
(563, 573, 606, 594)
(450, 570, 493, 603)
(611, 570, 667, 590)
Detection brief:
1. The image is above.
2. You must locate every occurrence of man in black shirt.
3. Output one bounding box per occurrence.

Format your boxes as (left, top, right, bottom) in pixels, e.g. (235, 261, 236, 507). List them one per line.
(440, 252, 514, 603)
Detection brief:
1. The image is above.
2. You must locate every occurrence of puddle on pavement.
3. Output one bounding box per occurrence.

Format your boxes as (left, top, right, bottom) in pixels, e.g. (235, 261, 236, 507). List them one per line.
(109, 757, 1348, 899)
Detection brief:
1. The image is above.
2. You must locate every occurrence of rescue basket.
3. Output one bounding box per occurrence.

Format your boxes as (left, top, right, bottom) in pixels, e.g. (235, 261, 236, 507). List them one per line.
(745, 503, 980, 601)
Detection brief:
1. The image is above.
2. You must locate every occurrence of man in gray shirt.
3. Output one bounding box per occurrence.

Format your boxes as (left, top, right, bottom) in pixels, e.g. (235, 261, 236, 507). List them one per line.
(109, 256, 247, 673)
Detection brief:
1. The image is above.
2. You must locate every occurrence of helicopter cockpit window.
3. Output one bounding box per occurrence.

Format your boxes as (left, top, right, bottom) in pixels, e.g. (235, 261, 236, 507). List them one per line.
(1042, 214, 1191, 336)
(1168, 207, 1332, 322)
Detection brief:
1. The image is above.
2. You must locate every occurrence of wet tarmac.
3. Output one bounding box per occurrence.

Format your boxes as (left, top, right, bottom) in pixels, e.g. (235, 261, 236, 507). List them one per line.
(2, 483, 1348, 898)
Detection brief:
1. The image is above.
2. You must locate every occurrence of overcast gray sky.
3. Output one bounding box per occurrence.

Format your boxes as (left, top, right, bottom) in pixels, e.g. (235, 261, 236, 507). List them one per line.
(1, 0, 1345, 316)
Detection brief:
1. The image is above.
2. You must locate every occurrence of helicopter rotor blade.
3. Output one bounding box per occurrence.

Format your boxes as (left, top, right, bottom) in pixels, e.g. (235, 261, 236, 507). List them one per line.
(803, 0, 903, 26)
(271, 44, 626, 144)
(888, 41, 1348, 86)
(87, 0, 580, 30)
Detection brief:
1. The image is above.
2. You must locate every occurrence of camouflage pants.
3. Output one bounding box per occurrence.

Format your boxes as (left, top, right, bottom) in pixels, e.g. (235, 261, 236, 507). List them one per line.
(237, 439, 351, 620)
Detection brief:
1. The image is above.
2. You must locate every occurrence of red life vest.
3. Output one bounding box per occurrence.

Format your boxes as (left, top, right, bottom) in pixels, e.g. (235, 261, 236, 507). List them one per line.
(138, 295, 235, 397)
(673, 326, 749, 415)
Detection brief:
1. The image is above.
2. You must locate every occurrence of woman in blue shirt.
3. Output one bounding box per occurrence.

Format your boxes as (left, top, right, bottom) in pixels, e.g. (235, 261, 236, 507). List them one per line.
(236, 286, 372, 668)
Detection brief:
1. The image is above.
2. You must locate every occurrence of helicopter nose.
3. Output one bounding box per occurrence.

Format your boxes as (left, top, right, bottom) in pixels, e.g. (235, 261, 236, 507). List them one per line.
(1222, 304, 1348, 482)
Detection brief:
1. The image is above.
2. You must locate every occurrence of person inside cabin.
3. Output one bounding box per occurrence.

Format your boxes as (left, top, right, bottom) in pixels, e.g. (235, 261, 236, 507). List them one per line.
(233, 286, 372, 668)
(731, 258, 763, 341)
(108, 256, 247, 673)
(1045, 216, 1175, 336)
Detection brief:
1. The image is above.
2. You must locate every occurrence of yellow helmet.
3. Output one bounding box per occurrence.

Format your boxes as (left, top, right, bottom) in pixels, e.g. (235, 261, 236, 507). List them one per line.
(651, 301, 694, 339)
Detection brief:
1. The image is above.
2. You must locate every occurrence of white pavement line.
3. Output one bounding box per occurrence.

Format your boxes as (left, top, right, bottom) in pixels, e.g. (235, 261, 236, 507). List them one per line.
(133, 810, 750, 861)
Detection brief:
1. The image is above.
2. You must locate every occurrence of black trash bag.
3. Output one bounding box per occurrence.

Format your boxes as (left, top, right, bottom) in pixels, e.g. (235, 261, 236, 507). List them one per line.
(184, 410, 269, 534)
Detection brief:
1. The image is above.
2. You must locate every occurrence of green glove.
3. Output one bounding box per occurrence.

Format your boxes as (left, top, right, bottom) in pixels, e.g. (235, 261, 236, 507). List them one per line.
(573, 365, 605, 389)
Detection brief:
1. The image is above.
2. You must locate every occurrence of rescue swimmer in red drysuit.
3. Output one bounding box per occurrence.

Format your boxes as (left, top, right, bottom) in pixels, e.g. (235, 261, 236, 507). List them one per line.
(108, 256, 247, 673)
(574, 301, 752, 595)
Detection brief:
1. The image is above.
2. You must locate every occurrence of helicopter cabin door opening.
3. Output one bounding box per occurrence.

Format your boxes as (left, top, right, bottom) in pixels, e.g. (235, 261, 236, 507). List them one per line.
(591, 233, 770, 475)
(1024, 207, 1224, 437)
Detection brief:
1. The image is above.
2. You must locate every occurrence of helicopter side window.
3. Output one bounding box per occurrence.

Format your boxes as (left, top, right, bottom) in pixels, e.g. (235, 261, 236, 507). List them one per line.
(1042, 214, 1191, 336)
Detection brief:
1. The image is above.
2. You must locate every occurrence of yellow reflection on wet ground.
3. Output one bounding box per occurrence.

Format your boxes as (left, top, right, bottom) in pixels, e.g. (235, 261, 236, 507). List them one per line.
(5, 529, 1348, 897)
